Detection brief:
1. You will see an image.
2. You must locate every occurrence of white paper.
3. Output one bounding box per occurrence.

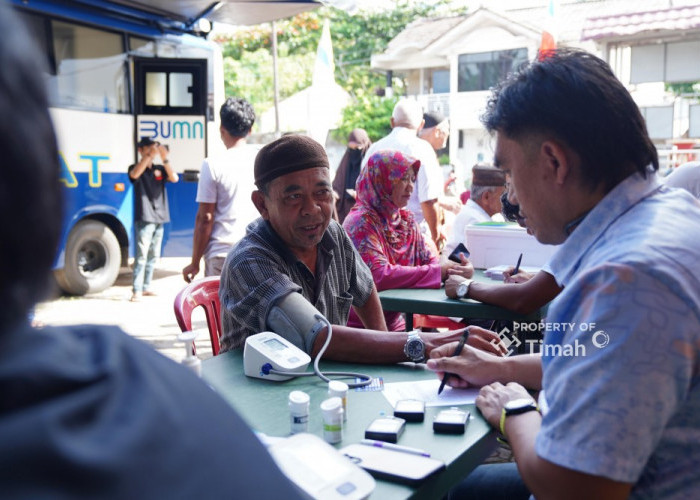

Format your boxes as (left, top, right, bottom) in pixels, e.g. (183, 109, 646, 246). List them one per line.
(382, 379, 480, 407)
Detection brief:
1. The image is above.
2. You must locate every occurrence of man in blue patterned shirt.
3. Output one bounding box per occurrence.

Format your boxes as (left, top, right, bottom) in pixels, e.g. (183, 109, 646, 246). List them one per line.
(428, 49, 700, 499)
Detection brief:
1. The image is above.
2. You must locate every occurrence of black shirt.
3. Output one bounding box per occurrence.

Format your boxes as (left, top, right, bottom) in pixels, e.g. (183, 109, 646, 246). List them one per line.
(128, 163, 172, 224)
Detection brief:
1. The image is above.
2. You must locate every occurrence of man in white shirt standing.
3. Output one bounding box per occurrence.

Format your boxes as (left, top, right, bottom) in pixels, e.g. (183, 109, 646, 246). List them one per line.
(444, 164, 505, 257)
(363, 99, 446, 249)
(182, 97, 259, 282)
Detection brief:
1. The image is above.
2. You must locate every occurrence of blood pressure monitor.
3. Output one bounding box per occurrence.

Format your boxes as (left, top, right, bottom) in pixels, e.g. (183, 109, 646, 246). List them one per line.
(243, 331, 311, 381)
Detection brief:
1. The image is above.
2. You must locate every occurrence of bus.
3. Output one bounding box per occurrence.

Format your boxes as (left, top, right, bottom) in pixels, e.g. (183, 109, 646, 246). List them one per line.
(9, 0, 228, 295)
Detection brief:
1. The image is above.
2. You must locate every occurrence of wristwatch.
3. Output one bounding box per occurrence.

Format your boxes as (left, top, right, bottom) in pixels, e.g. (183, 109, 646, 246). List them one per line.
(403, 331, 426, 363)
(456, 279, 472, 299)
(499, 398, 539, 436)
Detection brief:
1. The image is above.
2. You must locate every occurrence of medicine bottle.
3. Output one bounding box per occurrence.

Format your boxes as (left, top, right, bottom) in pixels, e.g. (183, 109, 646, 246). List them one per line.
(328, 380, 349, 422)
(288, 390, 310, 434)
(320, 397, 344, 444)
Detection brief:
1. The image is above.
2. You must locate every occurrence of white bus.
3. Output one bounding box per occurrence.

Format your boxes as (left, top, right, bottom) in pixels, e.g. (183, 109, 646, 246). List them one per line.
(10, 0, 229, 295)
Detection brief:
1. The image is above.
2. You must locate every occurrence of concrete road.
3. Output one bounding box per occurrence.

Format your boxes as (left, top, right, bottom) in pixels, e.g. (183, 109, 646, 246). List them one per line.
(34, 257, 214, 363)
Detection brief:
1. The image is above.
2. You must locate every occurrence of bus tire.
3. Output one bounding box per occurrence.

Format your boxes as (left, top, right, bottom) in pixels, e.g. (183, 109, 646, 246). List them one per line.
(55, 220, 121, 295)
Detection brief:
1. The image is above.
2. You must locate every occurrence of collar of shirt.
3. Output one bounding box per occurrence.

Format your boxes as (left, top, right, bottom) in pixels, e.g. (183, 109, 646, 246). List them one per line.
(546, 171, 662, 287)
(465, 198, 491, 220)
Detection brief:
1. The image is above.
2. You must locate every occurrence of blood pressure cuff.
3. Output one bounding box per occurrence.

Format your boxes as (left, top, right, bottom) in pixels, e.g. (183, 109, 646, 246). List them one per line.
(266, 292, 328, 354)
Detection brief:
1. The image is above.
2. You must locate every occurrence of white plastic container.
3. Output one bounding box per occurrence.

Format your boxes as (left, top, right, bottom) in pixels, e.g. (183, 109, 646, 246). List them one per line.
(328, 381, 349, 422)
(288, 390, 310, 435)
(320, 397, 344, 444)
(465, 223, 560, 269)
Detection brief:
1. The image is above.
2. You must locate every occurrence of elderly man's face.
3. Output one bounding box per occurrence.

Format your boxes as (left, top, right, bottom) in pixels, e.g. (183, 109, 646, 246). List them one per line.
(494, 133, 562, 244)
(255, 167, 333, 256)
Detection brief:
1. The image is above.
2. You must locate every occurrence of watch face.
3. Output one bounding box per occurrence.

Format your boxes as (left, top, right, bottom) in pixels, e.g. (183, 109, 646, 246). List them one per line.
(457, 282, 468, 297)
(406, 340, 424, 358)
(505, 398, 536, 411)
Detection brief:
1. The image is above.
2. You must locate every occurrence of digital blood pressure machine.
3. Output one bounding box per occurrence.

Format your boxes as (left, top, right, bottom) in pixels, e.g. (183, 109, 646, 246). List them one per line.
(243, 331, 311, 381)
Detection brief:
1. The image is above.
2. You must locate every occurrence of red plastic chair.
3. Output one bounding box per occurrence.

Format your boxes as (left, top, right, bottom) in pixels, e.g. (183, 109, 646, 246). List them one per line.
(173, 276, 222, 356)
(413, 314, 464, 330)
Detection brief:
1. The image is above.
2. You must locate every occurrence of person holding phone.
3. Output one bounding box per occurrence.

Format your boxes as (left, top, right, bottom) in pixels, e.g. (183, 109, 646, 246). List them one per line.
(343, 150, 473, 331)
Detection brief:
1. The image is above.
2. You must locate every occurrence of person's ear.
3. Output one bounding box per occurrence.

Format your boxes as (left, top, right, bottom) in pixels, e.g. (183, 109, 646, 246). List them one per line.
(251, 191, 269, 220)
(540, 140, 569, 185)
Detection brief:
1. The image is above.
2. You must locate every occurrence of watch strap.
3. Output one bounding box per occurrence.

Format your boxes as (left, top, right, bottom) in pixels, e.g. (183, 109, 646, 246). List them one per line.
(499, 402, 539, 437)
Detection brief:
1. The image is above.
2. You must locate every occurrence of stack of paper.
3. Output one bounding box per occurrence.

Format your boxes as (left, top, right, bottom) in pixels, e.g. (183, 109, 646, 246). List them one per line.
(484, 265, 540, 281)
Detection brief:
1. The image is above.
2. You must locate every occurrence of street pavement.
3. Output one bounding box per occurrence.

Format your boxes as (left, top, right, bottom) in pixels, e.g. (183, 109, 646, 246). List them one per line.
(34, 257, 214, 363)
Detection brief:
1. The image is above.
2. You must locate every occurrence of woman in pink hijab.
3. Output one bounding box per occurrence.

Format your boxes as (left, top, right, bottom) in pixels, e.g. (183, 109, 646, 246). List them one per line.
(343, 150, 472, 331)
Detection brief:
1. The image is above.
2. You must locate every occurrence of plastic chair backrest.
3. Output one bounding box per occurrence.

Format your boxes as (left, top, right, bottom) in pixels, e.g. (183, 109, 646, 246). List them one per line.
(173, 276, 222, 356)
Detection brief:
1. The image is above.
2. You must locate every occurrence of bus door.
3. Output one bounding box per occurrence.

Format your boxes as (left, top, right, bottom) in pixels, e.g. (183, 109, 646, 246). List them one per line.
(133, 57, 208, 257)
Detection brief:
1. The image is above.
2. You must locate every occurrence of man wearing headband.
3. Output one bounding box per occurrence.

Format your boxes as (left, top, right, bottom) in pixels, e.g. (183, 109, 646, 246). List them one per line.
(219, 135, 505, 362)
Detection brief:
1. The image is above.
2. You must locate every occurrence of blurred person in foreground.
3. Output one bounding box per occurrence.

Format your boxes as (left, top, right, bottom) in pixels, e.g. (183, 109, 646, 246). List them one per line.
(343, 150, 473, 331)
(0, 5, 303, 498)
(332, 128, 371, 224)
(429, 49, 700, 499)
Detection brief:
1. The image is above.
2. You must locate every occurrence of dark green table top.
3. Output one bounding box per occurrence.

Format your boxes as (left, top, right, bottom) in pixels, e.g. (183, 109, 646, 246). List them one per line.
(378, 270, 543, 323)
(203, 350, 496, 500)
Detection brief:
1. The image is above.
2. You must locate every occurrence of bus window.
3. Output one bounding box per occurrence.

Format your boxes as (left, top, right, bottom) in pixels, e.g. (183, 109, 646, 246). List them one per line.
(170, 73, 194, 107)
(50, 20, 128, 113)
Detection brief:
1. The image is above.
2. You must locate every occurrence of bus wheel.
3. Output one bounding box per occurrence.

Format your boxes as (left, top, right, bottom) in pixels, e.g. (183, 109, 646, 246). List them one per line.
(55, 220, 121, 295)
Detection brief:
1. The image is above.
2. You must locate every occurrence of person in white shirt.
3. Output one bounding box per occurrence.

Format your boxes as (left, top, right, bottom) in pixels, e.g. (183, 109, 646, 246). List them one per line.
(444, 164, 505, 257)
(182, 97, 260, 282)
(663, 160, 700, 199)
(363, 99, 446, 249)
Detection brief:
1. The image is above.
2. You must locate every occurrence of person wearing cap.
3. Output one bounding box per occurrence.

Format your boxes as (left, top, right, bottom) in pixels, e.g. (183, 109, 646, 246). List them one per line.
(219, 134, 506, 362)
(362, 99, 448, 250)
(443, 163, 506, 258)
(182, 97, 259, 283)
(128, 136, 178, 301)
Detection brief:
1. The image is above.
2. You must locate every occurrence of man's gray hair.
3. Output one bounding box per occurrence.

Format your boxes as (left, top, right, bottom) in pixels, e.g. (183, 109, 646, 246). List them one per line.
(392, 99, 423, 129)
(471, 184, 499, 201)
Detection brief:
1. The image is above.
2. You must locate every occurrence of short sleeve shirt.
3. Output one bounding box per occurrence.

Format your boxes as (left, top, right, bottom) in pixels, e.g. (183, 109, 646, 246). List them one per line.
(536, 172, 700, 498)
(219, 219, 375, 352)
(196, 145, 260, 259)
(128, 164, 171, 224)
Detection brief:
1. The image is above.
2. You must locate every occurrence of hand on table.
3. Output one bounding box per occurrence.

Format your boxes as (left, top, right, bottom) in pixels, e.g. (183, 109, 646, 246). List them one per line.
(446, 253, 474, 280)
(502, 266, 535, 283)
(423, 325, 507, 358)
(444, 274, 470, 298)
(426, 334, 508, 389)
(475, 382, 534, 429)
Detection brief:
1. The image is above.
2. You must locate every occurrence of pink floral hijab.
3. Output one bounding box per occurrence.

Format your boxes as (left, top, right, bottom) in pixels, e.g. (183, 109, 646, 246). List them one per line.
(347, 150, 434, 265)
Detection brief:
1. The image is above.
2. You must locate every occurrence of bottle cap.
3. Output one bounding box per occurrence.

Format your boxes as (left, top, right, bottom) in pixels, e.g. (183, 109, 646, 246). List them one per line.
(328, 380, 349, 395)
(320, 396, 342, 414)
(289, 390, 310, 410)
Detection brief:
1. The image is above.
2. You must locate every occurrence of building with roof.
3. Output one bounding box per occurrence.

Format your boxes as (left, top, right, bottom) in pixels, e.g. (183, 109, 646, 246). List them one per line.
(371, 0, 700, 181)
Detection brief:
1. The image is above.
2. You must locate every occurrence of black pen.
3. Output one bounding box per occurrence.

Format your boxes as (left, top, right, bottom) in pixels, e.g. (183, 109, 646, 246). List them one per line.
(437, 329, 470, 395)
(510, 253, 523, 276)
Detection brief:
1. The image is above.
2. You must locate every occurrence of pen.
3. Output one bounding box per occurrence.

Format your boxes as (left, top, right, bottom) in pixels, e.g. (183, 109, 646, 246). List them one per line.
(360, 439, 431, 458)
(510, 253, 523, 276)
(437, 329, 470, 395)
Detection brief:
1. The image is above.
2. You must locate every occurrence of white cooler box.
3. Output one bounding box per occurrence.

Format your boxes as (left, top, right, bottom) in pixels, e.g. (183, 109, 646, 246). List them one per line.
(465, 223, 560, 269)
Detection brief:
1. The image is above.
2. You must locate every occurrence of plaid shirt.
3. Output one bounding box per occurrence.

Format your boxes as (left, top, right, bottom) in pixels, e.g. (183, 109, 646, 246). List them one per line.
(219, 218, 374, 352)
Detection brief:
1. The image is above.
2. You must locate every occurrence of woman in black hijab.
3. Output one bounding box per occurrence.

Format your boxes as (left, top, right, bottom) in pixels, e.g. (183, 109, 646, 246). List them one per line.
(332, 128, 371, 223)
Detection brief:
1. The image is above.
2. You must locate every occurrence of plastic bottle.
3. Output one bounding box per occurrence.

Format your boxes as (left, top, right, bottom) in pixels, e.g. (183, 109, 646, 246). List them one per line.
(178, 330, 201, 377)
(328, 380, 349, 422)
(320, 397, 344, 444)
(288, 390, 310, 434)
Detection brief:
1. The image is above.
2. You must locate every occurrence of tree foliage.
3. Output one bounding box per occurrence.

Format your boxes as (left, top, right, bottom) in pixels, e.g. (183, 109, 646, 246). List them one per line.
(214, 0, 466, 139)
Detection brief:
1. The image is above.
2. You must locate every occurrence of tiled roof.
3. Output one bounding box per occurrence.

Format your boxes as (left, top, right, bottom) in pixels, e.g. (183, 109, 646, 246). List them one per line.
(384, 16, 464, 54)
(581, 4, 700, 40)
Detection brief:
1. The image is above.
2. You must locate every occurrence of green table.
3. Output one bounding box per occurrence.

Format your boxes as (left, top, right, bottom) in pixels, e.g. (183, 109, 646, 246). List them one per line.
(379, 270, 544, 330)
(203, 350, 496, 500)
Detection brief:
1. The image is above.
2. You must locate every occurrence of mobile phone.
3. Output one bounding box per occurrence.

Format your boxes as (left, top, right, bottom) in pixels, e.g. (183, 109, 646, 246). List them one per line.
(448, 242, 470, 263)
(340, 444, 445, 486)
(433, 407, 470, 434)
